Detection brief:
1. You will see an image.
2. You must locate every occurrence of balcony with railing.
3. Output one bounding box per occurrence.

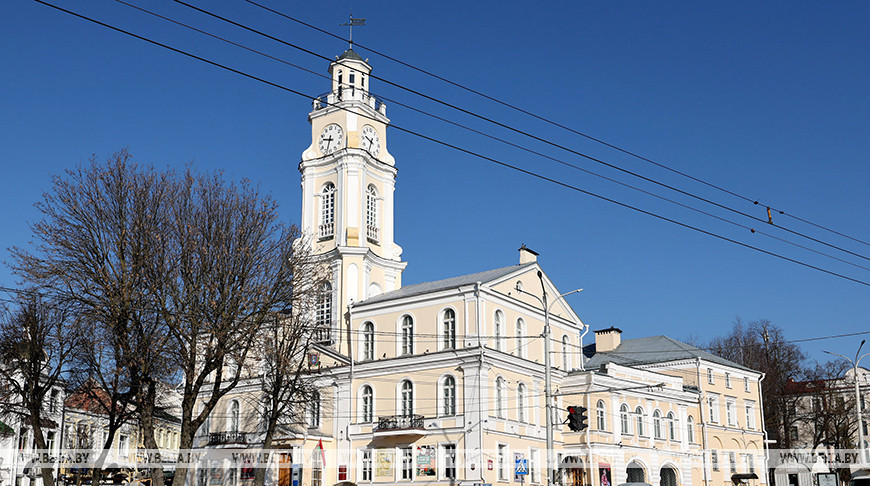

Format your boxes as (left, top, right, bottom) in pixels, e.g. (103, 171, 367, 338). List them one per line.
(312, 326, 333, 345)
(373, 414, 426, 438)
(318, 222, 334, 240)
(366, 224, 379, 244)
(312, 89, 386, 116)
(208, 432, 247, 446)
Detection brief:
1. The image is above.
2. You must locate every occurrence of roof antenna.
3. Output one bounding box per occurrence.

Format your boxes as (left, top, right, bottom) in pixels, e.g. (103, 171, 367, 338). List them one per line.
(341, 14, 366, 50)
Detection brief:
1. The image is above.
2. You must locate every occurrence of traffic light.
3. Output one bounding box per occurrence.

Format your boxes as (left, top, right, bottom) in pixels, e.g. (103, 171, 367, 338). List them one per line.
(566, 405, 588, 431)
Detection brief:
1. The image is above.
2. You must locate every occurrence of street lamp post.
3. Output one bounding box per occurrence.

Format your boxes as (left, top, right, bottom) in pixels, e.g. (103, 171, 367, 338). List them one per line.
(516, 271, 582, 486)
(825, 340, 870, 465)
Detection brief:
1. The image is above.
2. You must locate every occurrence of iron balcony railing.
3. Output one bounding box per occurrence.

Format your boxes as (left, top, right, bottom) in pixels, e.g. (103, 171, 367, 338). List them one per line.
(375, 414, 424, 432)
(208, 432, 247, 445)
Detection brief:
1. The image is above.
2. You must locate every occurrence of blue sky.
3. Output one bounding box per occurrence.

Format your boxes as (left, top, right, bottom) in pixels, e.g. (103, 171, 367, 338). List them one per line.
(2, 1, 869, 365)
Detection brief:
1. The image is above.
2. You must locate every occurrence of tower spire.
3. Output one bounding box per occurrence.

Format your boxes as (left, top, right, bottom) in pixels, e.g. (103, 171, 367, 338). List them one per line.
(340, 14, 366, 49)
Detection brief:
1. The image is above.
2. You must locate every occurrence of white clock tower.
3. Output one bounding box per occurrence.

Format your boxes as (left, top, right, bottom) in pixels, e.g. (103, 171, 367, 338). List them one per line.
(299, 48, 406, 343)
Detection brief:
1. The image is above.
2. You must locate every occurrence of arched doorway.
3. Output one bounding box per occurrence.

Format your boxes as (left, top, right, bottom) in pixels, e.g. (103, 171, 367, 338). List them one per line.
(560, 456, 586, 486)
(660, 467, 678, 486)
(626, 461, 646, 483)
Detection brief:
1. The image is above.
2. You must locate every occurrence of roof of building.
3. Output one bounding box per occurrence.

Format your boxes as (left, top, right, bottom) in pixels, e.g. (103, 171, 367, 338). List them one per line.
(583, 334, 756, 373)
(338, 48, 365, 62)
(360, 262, 536, 305)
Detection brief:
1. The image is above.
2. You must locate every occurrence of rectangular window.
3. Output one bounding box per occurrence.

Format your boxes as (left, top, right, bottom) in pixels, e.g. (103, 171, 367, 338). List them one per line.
(46, 431, 55, 451)
(707, 368, 714, 384)
(746, 404, 754, 429)
(529, 449, 538, 484)
(362, 450, 372, 481)
(18, 428, 28, 451)
(729, 452, 737, 473)
(744, 377, 750, 392)
(708, 397, 719, 423)
(726, 401, 736, 426)
(443, 444, 456, 480)
(749, 454, 755, 474)
(402, 447, 413, 480)
(725, 373, 732, 388)
(50, 389, 59, 414)
(498, 444, 507, 481)
(711, 450, 719, 471)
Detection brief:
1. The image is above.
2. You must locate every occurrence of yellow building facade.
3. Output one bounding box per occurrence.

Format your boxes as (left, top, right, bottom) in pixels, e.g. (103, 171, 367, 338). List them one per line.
(194, 49, 768, 486)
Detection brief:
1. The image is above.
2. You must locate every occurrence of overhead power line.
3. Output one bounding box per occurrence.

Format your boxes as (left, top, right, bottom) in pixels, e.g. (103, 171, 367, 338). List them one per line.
(110, 0, 870, 274)
(242, 0, 870, 251)
(30, 0, 870, 288)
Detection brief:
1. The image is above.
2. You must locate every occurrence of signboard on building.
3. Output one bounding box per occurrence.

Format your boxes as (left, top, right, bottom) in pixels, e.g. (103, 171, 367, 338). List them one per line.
(375, 449, 394, 477)
(598, 463, 611, 486)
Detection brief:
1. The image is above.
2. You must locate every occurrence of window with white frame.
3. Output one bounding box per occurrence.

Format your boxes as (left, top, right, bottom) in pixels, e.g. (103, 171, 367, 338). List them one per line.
(362, 322, 374, 361)
(361, 385, 373, 422)
(667, 411, 677, 440)
(635, 407, 645, 436)
(442, 309, 456, 350)
(561, 335, 570, 370)
(497, 444, 508, 480)
(309, 391, 321, 428)
(653, 410, 663, 439)
(316, 282, 332, 332)
(620, 404, 631, 434)
(443, 376, 456, 416)
(494, 310, 504, 351)
(401, 315, 414, 355)
(530, 448, 539, 483)
(365, 185, 379, 242)
(516, 318, 526, 358)
(725, 372, 732, 388)
(312, 447, 323, 486)
(496, 377, 506, 418)
(362, 449, 372, 481)
(517, 383, 527, 422)
(443, 444, 456, 480)
(687, 416, 695, 443)
(597, 400, 606, 431)
(50, 389, 59, 414)
(707, 368, 714, 384)
(711, 450, 720, 471)
(729, 452, 737, 473)
(745, 402, 755, 429)
(319, 182, 335, 239)
(401, 447, 413, 480)
(401, 380, 413, 416)
(726, 400, 736, 426)
(229, 400, 240, 433)
(708, 396, 719, 423)
(744, 377, 750, 392)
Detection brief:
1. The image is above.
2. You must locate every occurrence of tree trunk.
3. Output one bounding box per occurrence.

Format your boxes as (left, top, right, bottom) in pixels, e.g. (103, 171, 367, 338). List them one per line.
(139, 380, 164, 486)
(29, 418, 55, 486)
(252, 419, 278, 486)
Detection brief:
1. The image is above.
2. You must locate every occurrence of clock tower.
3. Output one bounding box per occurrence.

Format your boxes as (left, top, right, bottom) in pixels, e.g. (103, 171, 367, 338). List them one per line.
(299, 48, 406, 343)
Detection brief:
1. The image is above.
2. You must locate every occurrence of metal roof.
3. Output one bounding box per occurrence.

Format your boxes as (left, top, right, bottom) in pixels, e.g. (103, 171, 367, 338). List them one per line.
(338, 49, 365, 62)
(583, 334, 756, 373)
(359, 262, 536, 305)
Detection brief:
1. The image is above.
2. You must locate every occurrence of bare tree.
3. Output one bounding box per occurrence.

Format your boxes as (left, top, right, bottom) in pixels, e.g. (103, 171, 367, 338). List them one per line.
(11, 150, 177, 486)
(250, 234, 327, 486)
(0, 295, 75, 486)
(155, 169, 300, 486)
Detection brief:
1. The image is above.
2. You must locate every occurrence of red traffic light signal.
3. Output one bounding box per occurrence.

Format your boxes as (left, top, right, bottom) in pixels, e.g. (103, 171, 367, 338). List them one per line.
(566, 405, 588, 431)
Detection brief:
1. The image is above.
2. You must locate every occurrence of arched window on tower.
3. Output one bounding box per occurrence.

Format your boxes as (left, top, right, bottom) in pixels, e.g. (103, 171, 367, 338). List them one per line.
(401, 315, 414, 355)
(319, 182, 335, 239)
(366, 185, 379, 242)
(561, 335, 571, 370)
(361, 385, 373, 423)
(494, 310, 504, 351)
(496, 377, 506, 418)
(515, 318, 526, 358)
(517, 383, 527, 422)
(315, 282, 332, 343)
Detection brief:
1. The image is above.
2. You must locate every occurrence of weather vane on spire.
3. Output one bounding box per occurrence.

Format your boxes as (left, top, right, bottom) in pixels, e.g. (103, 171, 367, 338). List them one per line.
(340, 14, 366, 49)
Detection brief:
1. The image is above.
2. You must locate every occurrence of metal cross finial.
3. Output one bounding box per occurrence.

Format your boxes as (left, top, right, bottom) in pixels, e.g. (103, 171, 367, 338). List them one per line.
(340, 14, 366, 49)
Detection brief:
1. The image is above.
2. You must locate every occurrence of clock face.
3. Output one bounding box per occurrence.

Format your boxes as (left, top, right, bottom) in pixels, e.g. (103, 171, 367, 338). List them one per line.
(360, 125, 381, 157)
(318, 124, 344, 155)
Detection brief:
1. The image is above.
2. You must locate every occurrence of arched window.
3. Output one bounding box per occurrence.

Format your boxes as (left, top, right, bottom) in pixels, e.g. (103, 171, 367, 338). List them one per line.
(362, 322, 374, 361)
(626, 462, 645, 483)
(309, 391, 321, 428)
(401, 380, 413, 416)
(496, 377, 506, 418)
(229, 400, 240, 433)
(636, 407, 645, 436)
(561, 335, 570, 370)
(517, 383, 527, 422)
(653, 410, 663, 439)
(401, 315, 414, 355)
(687, 416, 695, 443)
(337, 70, 343, 87)
(442, 309, 456, 350)
(319, 183, 335, 239)
(620, 404, 630, 434)
(515, 318, 526, 358)
(443, 376, 456, 416)
(494, 311, 504, 351)
(366, 185, 379, 242)
(597, 400, 607, 431)
(361, 385, 373, 422)
(316, 282, 332, 341)
(667, 411, 677, 440)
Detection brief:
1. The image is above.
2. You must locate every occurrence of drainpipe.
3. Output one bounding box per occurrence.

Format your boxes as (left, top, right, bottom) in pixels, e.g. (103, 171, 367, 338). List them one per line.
(346, 303, 354, 454)
(697, 358, 710, 486)
(475, 282, 485, 482)
(586, 374, 593, 485)
(757, 372, 768, 485)
(578, 325, 589, 371)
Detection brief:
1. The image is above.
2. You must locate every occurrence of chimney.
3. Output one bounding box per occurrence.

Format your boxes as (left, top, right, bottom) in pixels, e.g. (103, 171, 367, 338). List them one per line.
(518, 244, 538, 264)
(594, 326, 623, 352)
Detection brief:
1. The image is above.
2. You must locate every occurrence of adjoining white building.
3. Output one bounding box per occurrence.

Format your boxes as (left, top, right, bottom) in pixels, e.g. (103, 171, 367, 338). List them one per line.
(0, 383, 64, 486)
